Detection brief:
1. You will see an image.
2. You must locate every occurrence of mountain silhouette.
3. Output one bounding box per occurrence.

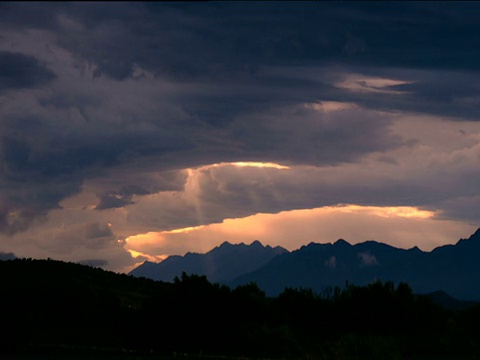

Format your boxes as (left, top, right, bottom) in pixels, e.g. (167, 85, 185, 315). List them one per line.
(130, 229, 480, 301)
(0, 252, 15, 261)
(230, 229, 480, 300)
(229, 239, 423, 296)
(129, 240, 287, 283)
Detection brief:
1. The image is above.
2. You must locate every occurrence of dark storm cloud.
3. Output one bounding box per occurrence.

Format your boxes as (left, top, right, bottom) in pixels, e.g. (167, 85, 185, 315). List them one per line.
(93, 169, 189, 210)
(431, 196, 480, 223)
(0, 2, 59, 30)
(3, 2, 480, 76)
(51, 2, 480, 77)
(0, 207, 42, 236)
(95, 185, 149, 210)
(229, 105, 402, 166)
(95, 192, 134, 210)
(0, 136, 93, 181)
(337, 69, 480, 120)
(0, 89, 194, 231)
(0, 132, 85, 234)
(3, 2, 480, 119)
(0, 135, 91, 234)
(0, 51, 55, 91)
(37, 92, 101, 110)
(1, 1, 480, 238)
(85, 222, 113, 239)
(39, 1, 480, 121)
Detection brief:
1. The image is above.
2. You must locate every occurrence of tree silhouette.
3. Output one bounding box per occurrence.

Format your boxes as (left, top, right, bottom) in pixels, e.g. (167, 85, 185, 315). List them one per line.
(1, 259, 480, 358)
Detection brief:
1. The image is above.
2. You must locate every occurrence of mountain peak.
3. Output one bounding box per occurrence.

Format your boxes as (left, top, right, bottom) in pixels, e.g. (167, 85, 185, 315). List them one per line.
(250, 240, 263, 248)
(218, 241, 234, 249)
(214, 241, 267, 253)
(217, 240, 266, 250)
(211, 241, 241, 256)
(409, 245, 423, 253)
(334, 239, 351, 247)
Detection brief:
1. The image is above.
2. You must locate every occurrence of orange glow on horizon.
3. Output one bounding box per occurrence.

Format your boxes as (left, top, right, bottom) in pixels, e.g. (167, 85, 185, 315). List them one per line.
(123, 204, 440, 258)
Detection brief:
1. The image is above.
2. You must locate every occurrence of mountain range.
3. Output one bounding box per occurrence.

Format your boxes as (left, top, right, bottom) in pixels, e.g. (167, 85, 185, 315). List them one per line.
(130, 240, 287, 283)
(130, 229, 480, 301)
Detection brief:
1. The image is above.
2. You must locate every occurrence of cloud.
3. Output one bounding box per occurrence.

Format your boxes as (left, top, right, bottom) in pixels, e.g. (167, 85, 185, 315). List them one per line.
(113, 112, 480, 241)
(0, 214, 136, 272)
(0, 51, 55, 91)
(430, 196, 480, 224)
(3, 2, 480, 80)
(0, 207, 46, 236)
(0, 2, 479, 271)
(229, 104, 403, 166)
(357, 252, 378, 267)
(95, 192, 135, 210)
(85, 222, 113, 240)
(95, 185, 152, 210)
(45, 2, 480, 86)
(0, 2, 63, 30)
(0, 35, 195, 232)
(0, 5, 477, 197)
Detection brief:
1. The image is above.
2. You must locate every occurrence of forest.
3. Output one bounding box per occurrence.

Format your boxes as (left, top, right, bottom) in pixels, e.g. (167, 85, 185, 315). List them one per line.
(1, 258, 480, 359)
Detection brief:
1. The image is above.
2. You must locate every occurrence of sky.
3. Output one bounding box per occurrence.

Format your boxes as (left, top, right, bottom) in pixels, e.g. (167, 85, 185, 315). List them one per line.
(1, 2, 480, 272)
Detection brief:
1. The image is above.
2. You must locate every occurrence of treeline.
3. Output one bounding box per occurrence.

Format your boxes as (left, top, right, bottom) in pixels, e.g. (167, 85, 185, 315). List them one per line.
(1, 259, 480, 359)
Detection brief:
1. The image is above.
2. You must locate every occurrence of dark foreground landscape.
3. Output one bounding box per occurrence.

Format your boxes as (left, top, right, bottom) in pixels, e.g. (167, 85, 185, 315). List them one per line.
(1, 259, 480, 359)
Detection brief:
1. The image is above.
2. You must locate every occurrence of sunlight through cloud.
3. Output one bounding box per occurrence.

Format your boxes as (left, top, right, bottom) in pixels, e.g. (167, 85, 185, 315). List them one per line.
(200, 162, 290, 170)
(336, 74, 412, 94)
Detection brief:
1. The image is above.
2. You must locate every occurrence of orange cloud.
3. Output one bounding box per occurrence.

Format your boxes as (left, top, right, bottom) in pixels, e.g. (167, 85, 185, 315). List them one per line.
(194, 162, 290, 171)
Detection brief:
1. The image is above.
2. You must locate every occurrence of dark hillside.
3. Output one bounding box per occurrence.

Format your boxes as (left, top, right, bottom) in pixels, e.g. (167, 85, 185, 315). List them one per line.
(1, 259, 480, 359)
(0, 258, 169, 355)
